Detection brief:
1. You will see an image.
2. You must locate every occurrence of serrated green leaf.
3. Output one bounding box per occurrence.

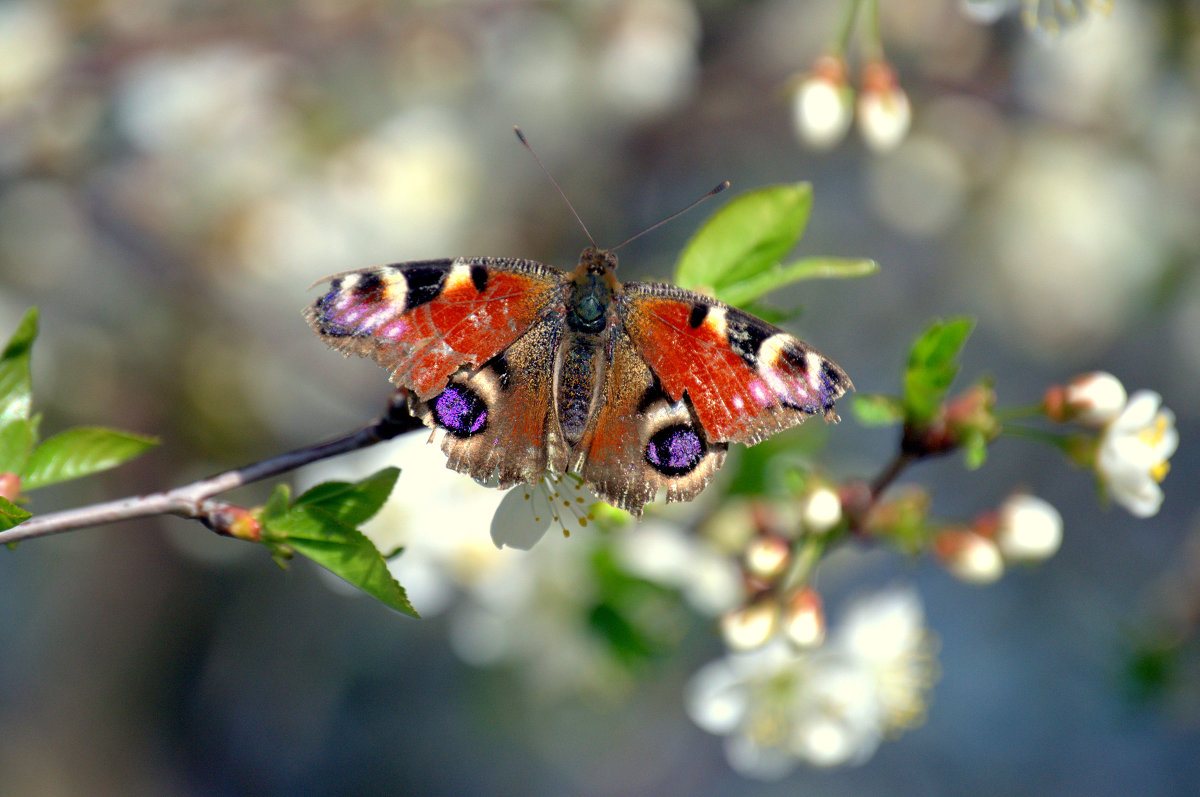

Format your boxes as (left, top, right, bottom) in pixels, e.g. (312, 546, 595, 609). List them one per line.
(0, 495, 31, 531)
(261, 483, 291, 522)
(903, 318, 975, 424)
(0, 308, 38, 426)
(21, 426, 159, 490)
(271, 504, 416, 616)
(293, 467, 399, 528)
(714, 257, 879, 308)
(0, 419, 35, 474)
(853, 394, 905, 427)
(675, 184, 813, 293)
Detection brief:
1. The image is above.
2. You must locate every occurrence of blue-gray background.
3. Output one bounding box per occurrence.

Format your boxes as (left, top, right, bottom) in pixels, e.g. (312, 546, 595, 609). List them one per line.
(0, 0, 1196, 794)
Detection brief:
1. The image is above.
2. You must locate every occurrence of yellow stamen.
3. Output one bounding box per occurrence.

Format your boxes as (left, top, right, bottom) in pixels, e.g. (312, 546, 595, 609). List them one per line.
(1150, 461, 1170, 483)
(1137, 414, 1169, 448)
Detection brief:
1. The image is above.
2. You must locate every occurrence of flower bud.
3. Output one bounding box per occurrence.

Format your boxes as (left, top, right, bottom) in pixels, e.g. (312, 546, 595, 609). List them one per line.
(1064, 372, 1127, 427)
(935, 529, 1003, 584)
(799, 485, 843, 534)
(211, 505, 262, 542)
(720, 596, 780, 651)
(995, 494, 1063, 562)
(744, 535, 791, 581)
(792, 55, 854, 150)
(782, 587, 826, 648)
(857, 60, 911, 153)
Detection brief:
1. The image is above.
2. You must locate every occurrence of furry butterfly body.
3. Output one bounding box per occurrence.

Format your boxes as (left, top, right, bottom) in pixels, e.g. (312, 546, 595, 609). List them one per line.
(306, 248, 851, 515)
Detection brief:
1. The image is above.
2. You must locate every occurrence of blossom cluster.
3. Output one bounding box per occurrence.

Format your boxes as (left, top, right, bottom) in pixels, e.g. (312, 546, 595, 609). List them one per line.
(792, 56, 911, 153)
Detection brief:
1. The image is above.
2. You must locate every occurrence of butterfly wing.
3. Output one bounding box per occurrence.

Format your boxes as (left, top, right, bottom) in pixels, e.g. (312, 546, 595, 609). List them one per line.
(407, 313, 570, 488)
(616, 282, 852, 446)
(573, 326, 727, 514)
(306, 257, 567, 398)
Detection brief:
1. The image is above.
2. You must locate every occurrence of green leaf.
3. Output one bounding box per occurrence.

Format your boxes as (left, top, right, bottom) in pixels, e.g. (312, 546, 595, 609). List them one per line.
(675, 184, 813, 293)
(0, 419, 35, 474)
(903, 318, 975, 424)
(0, 308, 38, 426)
(0, 494, 31, 531)
(21, 426, 159, 490)
(260, 483, 292, 522)
(714, 257, 879, 308)
(853, 394, 905, 427)
(270, 504, 416, 616)
(292, 467, 399, 527)
(961, 428, 989, 470)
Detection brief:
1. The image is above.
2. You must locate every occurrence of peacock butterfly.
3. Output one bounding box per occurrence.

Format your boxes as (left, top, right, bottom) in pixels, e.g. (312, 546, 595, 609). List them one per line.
(305, 139, 851, 516)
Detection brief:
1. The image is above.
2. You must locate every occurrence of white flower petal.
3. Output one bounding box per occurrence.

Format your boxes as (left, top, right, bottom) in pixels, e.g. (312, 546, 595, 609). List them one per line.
(685, 660, 749, 734)
(490, 484, 553, 550)
(793, 715, 870, 767)
(837, 586, 926, 662)
(724, 732, 797, 781)
(1113, 390, 1162, 431)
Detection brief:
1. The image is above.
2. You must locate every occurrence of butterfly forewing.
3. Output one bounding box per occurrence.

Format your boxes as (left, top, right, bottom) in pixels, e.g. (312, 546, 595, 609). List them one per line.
(616, 283, 852, 445)
(306, 257, 567, 398)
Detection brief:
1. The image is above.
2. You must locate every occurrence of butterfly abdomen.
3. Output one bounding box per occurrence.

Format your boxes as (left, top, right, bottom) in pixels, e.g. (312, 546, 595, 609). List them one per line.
(556, 335, 605, 447)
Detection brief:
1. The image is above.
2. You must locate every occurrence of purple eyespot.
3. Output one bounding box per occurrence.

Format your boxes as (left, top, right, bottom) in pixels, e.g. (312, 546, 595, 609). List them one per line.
(432, 385, 488, 437)
(645, 425, 705, 477)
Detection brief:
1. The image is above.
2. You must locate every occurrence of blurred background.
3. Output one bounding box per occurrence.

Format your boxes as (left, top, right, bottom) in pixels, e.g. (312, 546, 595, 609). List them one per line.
(1, 0, 1198, 793)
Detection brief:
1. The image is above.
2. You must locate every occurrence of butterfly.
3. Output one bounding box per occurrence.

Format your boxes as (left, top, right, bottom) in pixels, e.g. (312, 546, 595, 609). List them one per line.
(305, 239, 852, 516)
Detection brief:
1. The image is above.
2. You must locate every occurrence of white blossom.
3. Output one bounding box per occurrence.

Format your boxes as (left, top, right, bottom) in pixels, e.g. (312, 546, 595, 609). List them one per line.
(687, 586, 934, 778)
(1096, 391, 1178, 517)
(996, 494, 1063, 562)
(799, 486, 843, 533)
(857, 62, 911, 154)
(791, 57, 853, 151)
(938, 530, 1005, 584)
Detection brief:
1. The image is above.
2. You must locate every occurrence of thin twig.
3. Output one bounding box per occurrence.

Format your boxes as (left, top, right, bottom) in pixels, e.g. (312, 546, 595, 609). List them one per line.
(869, 450, 914, 499)
(0, 394, 420, 546)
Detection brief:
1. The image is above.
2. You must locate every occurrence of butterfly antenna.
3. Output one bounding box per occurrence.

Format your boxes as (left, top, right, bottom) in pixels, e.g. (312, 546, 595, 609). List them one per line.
(610, 180, 730, 253)
(514, 126, 599, 250)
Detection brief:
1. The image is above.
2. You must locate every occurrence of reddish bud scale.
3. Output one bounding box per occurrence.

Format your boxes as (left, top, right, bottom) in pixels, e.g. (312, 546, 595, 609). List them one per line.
(813, 54, 848, 84)
(861, 60, 899, 94)
(971, 510, 1000, 541)
(211, 506, 262, 542)
(1042, 385, 1069, 423)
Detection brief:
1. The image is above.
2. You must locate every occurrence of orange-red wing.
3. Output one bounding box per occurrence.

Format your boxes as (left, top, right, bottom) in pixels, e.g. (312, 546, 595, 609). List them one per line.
(616, 282, 852, 445)
(306, 257, 567, 398)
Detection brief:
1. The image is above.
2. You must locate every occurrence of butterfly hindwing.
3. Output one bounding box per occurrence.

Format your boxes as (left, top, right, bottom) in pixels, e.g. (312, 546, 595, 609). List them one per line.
(306, 257, 567, 398)
(616, 283, 852, 445)
(575, 328, 727, 513)
(408, 313, 570, 488)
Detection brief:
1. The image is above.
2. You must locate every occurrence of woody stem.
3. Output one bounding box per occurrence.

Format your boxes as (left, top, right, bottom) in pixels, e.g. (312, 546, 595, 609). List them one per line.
(0, 393, 419, 546)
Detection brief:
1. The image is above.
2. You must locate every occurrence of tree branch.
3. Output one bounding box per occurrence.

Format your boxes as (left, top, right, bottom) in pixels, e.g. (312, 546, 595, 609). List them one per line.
(1, 393, 421, 546)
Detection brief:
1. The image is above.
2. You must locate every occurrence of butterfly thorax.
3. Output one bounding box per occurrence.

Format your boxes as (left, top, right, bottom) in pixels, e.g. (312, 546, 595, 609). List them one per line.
(566, 248, 619, 334)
